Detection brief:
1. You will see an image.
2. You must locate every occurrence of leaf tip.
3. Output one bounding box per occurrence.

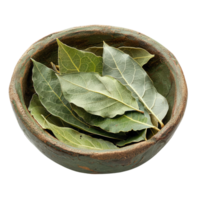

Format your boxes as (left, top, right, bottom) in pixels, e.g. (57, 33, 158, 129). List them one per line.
(56, 38, 62, 45)
(55, 73, 61, 80)
(30, 58, 35, 62)
(103, 41, 108, 46)
(30, 58, 38, 66)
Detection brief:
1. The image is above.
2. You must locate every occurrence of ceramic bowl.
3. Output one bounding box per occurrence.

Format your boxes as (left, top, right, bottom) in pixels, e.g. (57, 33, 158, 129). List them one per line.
(9, 25, 187, 174)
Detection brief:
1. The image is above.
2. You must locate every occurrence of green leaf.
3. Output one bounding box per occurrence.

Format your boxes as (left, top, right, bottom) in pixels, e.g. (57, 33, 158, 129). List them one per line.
(29, 94, 119, 150)
(150, 114, 159, 127)
(85, 46, 154, 66)
(28, 95, 118, 150)
(28, 93, 70, 128)
(31, 59, 125, 140)
(28, 93, 97, 135)
(103, 42, 169, 127)
(57, 72, 143, 118)
(84, 47, 103, 57)
(149, 114, 159, 136)
(57, 39, 103, 75)
(144, 58, 174, 124)
(43, 118, 118, 150)
(71, 101, 159, 133)
(119, 47, 154, 66)
(116, 129, 147, 147)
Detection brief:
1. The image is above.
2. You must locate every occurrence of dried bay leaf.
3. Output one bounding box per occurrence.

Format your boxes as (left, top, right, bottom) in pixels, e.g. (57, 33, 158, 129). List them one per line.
(28, 93, 70, 128)
(103, 42, 169, 127)
(118, 47, 154, 66)
(71, 102, 159, 133)
(43, 118, 118, 150)
(57, 39, 103, 75)
(149, 114, 159, 137)
(57, 72, 143, 118)
(116, 129, 147, 147)
(29, 93, 91, 136)
(84, 47, 103, 56)
(32, 59, 125, 140)
(28, 94, 118, 150)
(151, 114, 159, 127)
(144, 58, 173, 124)
(85, 46, 154, 66)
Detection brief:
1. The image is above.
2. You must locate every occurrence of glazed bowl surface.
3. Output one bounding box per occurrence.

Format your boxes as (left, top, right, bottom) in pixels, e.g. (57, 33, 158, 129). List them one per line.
(9, 25, 187, 174)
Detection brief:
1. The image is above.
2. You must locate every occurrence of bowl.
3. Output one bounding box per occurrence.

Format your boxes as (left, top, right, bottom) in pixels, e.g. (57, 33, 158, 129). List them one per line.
(9, 25, 187, 174)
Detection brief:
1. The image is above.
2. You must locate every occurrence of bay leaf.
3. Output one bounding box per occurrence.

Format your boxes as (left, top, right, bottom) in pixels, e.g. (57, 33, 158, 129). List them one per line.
(119, 47, 154, 66)
(84, 47, 103, 57)
(57, 72, 143, 118)
(116, 129, 147, 147)
(28, 93, 70, 128)
(57, 39, 103, 75)
(71, 101, 159, 133)
(31, 59, 125, 140)
(29, 94, 91, 134)
(150, 114, 159, 127)
(149, 114, 159, 136)
(43, 118, 118, 150)
(28, 95, 118, 150)
(85, 46, 154, 66)
(103, 42, 169, 127)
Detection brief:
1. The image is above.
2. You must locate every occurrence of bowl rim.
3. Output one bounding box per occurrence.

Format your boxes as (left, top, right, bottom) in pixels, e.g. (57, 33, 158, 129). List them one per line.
(9, 25, 188, 158)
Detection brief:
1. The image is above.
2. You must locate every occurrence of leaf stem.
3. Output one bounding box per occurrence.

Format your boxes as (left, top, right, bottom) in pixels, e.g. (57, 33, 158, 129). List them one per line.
(159, 121, 164, 128)
(136, 109, 144, 114)
(152, 126, 160, 131)
(45, 113, 51, 119)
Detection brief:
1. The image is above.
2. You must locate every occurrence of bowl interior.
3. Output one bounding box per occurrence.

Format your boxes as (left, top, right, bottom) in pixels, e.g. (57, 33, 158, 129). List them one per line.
(23, 30, 175, 127)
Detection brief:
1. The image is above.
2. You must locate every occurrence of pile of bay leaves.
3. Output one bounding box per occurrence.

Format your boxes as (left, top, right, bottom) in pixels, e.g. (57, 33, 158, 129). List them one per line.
(29, 39, 169, 150)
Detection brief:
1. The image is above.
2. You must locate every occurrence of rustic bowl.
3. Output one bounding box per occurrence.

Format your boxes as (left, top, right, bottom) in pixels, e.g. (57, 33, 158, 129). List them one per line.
(9, 25, 187, 174)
